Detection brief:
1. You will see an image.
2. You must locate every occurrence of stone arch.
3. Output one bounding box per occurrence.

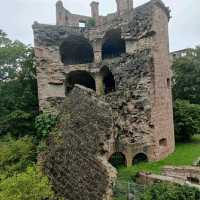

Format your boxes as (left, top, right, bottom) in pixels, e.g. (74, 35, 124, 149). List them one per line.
(100, 66, 116, 94)
(65, 70, 96, 94)
(60, 35, 94, 65)
(108, 152, 127, 168)
(102, 28, 126, 59)
(132, 153, 148, 165)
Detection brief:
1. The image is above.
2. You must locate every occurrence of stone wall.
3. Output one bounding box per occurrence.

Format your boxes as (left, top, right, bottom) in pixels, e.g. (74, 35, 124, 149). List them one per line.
(162, 166, 200, 184)
(135, 172, 200, 190)
(100, 50, 155, 165)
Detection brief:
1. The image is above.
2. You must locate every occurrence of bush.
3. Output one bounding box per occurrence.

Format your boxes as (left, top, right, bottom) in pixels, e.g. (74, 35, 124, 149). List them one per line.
(0, 166, 55, 200)
(0, 136, 36, 177)
(140, 183, 200, 200)
(174, 100, 200, 141)
(35, 113, 58, 140)
(0, 110, 35, 138)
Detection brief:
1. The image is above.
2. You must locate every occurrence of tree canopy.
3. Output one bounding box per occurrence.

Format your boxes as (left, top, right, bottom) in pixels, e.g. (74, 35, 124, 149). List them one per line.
(0, 30, 38, 138)
(172, 47, 200, 104)
(172, 46, 200, 141)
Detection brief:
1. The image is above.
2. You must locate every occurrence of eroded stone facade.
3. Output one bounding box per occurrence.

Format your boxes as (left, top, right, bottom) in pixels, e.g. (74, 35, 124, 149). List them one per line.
(33, 0, 175, 199)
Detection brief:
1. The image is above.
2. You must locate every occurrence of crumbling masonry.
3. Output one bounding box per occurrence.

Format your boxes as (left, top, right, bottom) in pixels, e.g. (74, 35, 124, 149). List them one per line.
(33, 0, 175, 199)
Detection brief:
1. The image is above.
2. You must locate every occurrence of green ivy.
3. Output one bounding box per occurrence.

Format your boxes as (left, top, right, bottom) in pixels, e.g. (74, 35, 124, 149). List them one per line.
(35, 113, 58, 140)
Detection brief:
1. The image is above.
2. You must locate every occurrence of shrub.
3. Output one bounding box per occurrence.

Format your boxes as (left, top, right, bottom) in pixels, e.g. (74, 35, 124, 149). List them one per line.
(174, 100, 200, 141)
(35, 113, 58, 140)
(140, 183, 200, 200)
(0, 110, 35, 138)
(0, 136, 36, 176)
(0, 166, 55, 200)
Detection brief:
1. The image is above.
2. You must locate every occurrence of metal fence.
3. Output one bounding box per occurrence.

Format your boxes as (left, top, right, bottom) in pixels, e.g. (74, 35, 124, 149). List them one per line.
(113, 179, 145, 200)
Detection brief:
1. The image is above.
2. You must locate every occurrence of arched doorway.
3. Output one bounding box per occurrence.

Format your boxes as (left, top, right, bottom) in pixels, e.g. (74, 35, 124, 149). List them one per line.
(102, 29, 125, 59)
(132, 153, 148, 165)
(100, 66, 116, 94)
(60, 35, 94, 65)
(65, 71, 96, 94)
(109, 152, 126, 168)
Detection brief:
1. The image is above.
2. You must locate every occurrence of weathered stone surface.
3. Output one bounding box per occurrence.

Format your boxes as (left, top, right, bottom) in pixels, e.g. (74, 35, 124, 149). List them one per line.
(162, 166, 200, 184)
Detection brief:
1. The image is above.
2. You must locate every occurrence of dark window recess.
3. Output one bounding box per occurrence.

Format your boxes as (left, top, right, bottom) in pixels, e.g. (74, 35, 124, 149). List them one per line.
(132, 153, 148, 165)
(109, 152, 126, 168)
(60, 35, 94, 65)
(159, 138, 167, 147)
(187, 177, 199, 184)
(100, 66, 116, 94)
(102, 29, 126, 59)
(167, 78, 170, 88)
(65, 70, 96, 94)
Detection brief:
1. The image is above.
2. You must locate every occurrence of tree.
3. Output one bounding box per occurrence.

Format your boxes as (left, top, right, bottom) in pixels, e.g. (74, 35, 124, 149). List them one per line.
(0, 30, 38, 138)
(172, 47, 200, 141)
(172, 47, 200, 104)
(174, 100, 200, 141)
(0, 30, 27, 81)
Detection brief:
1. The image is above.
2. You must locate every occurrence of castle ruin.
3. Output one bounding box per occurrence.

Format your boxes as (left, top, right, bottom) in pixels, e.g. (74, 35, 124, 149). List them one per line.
(33, 0, 175, 199)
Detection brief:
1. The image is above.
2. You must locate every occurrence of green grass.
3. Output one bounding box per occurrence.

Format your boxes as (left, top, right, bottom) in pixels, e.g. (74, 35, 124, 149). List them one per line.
(117, 135, 200, 181)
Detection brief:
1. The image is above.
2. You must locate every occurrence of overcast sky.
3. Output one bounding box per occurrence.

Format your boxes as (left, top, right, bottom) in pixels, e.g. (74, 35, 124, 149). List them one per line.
(0, 0, 199, 51)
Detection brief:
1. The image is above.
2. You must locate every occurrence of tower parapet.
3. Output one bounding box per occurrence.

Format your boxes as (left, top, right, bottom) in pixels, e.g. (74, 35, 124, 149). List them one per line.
(116, 0, 133, 15)
(90, 1, 99, 18)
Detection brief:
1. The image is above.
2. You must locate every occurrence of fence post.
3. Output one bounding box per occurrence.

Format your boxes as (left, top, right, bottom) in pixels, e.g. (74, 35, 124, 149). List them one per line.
(128, 181, 130, 200)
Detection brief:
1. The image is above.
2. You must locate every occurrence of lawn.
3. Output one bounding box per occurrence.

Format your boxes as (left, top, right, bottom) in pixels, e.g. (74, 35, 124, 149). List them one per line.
(117, 135, 200, 181)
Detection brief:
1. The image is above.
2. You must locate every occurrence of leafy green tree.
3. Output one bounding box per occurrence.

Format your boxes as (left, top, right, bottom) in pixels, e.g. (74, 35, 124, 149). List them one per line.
(0, 30, 38, 138)
(172, 47, 200, 141)
(172, 47, 200, 104)
(0, 166, 55, 200)
(0, 30, 27, 81)
(173, 100, 200, 141)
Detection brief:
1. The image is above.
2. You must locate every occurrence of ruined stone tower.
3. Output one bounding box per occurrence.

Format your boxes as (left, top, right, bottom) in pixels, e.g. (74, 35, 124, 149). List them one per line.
(33, 0, 175, 199)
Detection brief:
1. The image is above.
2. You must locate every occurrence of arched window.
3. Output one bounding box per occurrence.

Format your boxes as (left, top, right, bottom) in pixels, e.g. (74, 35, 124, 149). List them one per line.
(102, 29, 125, 59)
(60, 35, 94, 65)
(100, 66, 115, 94)
(65, 71, 96, 94)
(108, 152, 126, 168)
(132, 153, 148, 165)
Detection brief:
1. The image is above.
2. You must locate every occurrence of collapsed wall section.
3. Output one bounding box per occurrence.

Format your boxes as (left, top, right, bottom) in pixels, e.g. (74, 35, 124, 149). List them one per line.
(44, 86, 117, 200)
